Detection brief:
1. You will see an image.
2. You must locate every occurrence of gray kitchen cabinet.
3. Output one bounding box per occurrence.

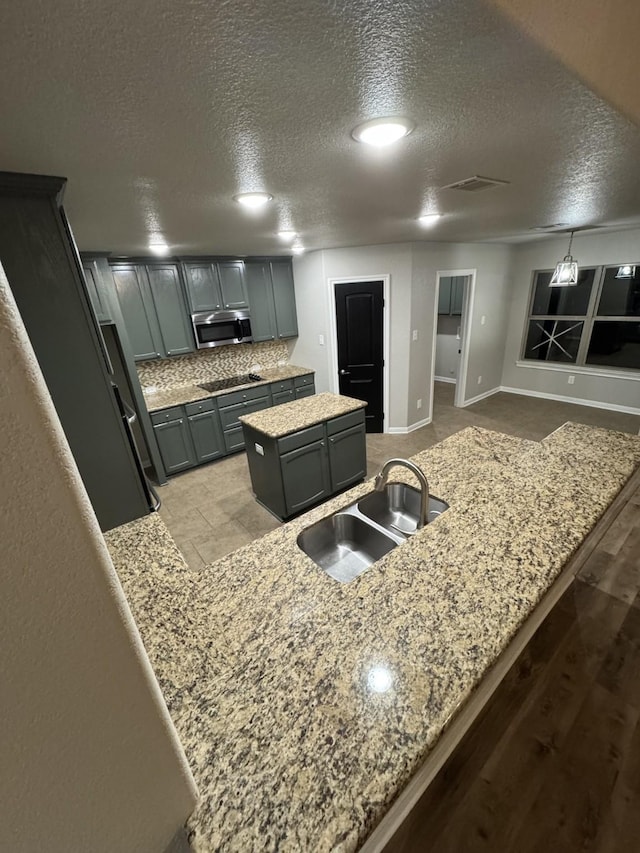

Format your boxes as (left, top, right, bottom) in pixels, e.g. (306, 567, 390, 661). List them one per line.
(182, 262, 223, 312)
(438, 276, 464, 316)
(111, 262, 194, 360)
(218, 261, 249, 309)
(244, 261, 277, 342)
(217, 384, 272, 453)
(271, 378, 295, 406)
(146, 264, 194, 356)
(270, 260, 298, 338)
(151, 407, 196, 473)
(281, 438, 331, 516)
(242, 406, 365, 520)
(294, 373, 315, 398)
(82, 258, 112, 322)
(186, 399, 225, 463)
(111, 264, 163, 360)
(245, 259, 298, 341)
(327, 415, 367, 492)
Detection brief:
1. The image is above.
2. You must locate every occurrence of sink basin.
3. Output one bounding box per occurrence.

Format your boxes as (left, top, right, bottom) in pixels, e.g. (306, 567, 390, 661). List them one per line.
(358, 483, 449, 536)
(297, 512, 398, 583)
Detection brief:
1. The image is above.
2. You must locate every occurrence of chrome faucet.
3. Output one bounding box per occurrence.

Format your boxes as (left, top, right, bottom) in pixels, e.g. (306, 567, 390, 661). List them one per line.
(374, 458, 430, 528)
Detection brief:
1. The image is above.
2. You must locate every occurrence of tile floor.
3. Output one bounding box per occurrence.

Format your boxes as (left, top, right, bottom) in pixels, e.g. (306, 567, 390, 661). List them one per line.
(157, 383, 640, 570)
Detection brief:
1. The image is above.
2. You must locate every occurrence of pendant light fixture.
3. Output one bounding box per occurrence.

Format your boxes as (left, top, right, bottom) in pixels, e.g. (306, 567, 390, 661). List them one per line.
(615, 264, 636, 279)
(549, 230, 578, 287)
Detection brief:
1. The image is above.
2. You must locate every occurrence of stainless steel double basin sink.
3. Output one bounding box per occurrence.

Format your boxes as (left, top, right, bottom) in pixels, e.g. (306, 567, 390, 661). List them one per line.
(297, 484, 449, 583)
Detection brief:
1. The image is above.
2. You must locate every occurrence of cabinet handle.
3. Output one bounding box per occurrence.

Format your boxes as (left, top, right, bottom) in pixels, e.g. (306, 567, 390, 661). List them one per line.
(156, 352, 161, 357)
(178, 419, 183, 424)
(271, 336, 274, 340)
(320, 441, 325, 447)
(329, 438, 335, 443)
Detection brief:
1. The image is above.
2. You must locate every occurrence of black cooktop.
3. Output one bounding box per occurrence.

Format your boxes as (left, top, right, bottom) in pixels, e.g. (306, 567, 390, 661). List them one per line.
(198, 372, 263, 393)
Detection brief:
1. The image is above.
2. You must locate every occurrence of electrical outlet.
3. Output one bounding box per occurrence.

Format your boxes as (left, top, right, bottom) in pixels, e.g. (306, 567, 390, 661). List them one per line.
(568, 374, 575, 385)
(477, 375, 482, 385)
(412, 329, 418, 341)
(417, 398, 422, 410)
(481, 315, 486, 325)
(318, 334, 325, 346)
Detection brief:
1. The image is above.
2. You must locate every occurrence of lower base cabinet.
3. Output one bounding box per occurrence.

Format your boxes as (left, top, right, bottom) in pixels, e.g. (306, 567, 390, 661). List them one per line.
(243, 408, 367, 520)
(149, 374, 315, 477)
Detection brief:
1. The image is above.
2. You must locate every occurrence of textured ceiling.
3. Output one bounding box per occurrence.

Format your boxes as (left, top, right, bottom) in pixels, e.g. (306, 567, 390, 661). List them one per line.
(1, 0, 639, 255)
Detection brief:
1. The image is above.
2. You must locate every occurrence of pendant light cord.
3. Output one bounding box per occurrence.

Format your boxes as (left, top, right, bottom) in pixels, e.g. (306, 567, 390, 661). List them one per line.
(567, 230, 574, 258)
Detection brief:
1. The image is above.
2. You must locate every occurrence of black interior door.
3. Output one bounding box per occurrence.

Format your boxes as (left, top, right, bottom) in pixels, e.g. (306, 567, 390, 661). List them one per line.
(334, 280, 383, 432)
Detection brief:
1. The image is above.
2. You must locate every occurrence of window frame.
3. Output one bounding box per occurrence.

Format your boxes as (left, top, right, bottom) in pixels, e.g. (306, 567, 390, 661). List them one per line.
(520, 263, 640, 374)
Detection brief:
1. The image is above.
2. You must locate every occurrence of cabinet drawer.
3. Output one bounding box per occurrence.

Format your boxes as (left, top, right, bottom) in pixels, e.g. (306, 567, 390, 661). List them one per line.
(271, 378, 294, 394)
(185, 398, 215, 416)
(277, 423, 325, 455)
(295, 385, 315, 399)
(326, 408, 365, 436)
(272, 389, 294, 406)
(150, 405, 184, 425)
(218, 384, 270, 408)
(224, 425, 245, 453)
(293, 373, 314, 388)
(220, 395, 270, 430)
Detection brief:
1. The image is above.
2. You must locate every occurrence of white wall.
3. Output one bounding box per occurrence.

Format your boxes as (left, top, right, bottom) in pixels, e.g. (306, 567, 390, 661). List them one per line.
(291, 244, 413, 430)
(502, 228, 640, 411)
(0, 268, 197, 853)
(410, 242, 514, 421)
(291, 241, 514, 430)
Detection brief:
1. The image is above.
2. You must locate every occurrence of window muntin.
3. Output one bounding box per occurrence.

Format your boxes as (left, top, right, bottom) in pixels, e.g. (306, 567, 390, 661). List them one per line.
(522, 264, 639, 372)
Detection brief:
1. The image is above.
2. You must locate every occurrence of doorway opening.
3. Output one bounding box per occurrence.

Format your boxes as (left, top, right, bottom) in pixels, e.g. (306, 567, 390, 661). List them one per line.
(431, 270, 476, 416)
(328, 276, 390, 433)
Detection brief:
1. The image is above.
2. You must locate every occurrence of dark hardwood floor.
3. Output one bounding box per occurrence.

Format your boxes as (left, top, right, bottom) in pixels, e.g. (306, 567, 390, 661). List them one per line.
(384, 479, 640, 853)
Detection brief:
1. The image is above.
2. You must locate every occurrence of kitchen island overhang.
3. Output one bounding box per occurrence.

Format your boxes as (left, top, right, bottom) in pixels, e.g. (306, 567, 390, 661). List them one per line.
(105, 422, 640, 853)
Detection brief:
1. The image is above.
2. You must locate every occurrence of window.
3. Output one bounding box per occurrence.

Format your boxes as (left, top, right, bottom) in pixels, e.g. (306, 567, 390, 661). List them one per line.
(522, 264, 640, 372)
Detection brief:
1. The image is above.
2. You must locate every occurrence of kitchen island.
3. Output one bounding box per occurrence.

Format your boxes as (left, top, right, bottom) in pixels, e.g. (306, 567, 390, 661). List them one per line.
(105, 422, 640, 852)
(240, 392, 367, 519)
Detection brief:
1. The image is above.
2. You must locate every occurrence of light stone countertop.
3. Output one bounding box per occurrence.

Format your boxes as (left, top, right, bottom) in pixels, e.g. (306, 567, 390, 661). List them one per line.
(105, 422, 640, 852)
(142, 364, 314, 412)
(239, 391, 367, 438)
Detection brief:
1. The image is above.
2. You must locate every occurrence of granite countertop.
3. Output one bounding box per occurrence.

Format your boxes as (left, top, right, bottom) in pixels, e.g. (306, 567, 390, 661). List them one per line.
(239, 392, 367, 438)
(105, 423, 640, 852)
(142, 364, 314, 412)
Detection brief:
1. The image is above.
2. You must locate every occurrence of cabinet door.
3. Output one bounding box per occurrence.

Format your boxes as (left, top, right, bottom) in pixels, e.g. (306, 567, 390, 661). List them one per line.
(270, 260, 298, 338)
(281, 439, 330, 516)
(245, 262, 277, 342)
(111, 264, 163, 361)
(147, 264, 195, 357)
(272, 389, 295, 406)
(295, 384, 315, 399)
(82, 259, 111, 322)
(188, 409, 225, 462)
(438, 278, 452, 315)
(218, 261, 249, 309)
(183, 262, 222, 312)
(451, 276, 464, 315)
(154, 417, 195, 474)
(328, 424, 367, 492)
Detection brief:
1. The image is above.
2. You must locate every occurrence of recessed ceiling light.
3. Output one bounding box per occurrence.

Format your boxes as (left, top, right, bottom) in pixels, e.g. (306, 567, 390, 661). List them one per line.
(234, 192, 273, 209)
(291, 245, 305, 255)
(148, 239, 170, 255)
(278, 230, 296, 240)
(352, 116, 414, 147)
(418, 213, 442, 227)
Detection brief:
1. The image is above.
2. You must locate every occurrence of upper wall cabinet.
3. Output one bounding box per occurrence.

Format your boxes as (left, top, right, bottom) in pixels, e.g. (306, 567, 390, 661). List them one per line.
(111, 262, 194, 361)
(82, 258, 112, 323)
(438, 276, 464, 316)
(182, 260, 249, 313)
(245, 259, 298, 341)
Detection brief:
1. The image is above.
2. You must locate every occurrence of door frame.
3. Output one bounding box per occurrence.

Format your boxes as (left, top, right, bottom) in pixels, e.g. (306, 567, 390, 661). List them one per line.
(327, 275, 390, 433)
(429, 269, 477, 421)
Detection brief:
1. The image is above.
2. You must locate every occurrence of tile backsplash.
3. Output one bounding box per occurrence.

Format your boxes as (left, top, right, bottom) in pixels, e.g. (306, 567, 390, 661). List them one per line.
(136, 341, 290, 391)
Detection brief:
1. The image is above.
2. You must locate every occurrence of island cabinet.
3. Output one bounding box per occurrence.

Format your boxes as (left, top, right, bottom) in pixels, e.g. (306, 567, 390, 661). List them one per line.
(245, 259, 298, 341)
(110, 262, 195, 360)
(242, 403, 367, 520)
(181, 259, 249, 312)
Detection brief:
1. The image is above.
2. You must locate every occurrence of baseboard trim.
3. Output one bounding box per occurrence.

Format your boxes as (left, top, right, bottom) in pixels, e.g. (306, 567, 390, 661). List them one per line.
(500, 385, 640, 416)
(434, 376, 456, 384)
(387, 415, 432, 435)
(459, 386, 501, 408)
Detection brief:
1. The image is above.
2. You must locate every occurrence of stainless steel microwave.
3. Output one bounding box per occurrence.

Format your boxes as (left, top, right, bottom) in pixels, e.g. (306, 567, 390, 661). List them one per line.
(191, 309, 253, 349)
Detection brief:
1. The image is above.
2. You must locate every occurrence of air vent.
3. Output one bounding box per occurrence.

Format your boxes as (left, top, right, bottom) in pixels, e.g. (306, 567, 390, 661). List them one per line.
(442, 175, 510, 192)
